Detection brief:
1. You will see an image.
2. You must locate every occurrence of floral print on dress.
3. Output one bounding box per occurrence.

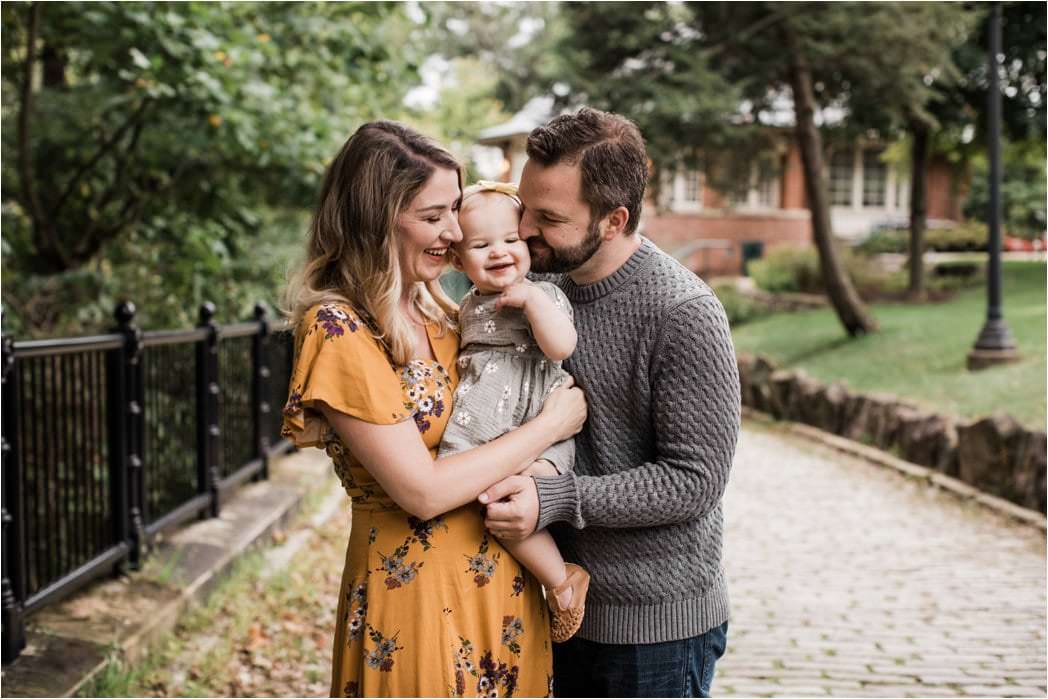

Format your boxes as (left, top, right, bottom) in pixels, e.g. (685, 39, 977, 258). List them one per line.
(465, 532, 500, 587)
(450, 637, 521, 698)
(375, 514, 448, 589)
(345, 582, 369, 642)
(364, 625, 403, 672)
(496, 385, 512, 414)
(501, 616, 524, 656)
(511, 574, 525, 597)
(407, 515, 448, 551)
(377, 541, 424, 590)
(283, 389, 303, 420)
(400, 360, 451, 434)
(314, 304, 360, 340)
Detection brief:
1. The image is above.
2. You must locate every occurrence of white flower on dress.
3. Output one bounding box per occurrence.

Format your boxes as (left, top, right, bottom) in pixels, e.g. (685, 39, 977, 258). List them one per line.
(455, 411, 472, 427)
(417, 397, 433, 414)
(484, 319, 497, 334)
(538, 360, 547, 371)
(484, 360, 499, 375)
(496, 385, 512, 414)
(456, 382, 473, 398)
(474, 303, 489, 316)
(457, 356, 469, 368)
(515, 344, 528, 353)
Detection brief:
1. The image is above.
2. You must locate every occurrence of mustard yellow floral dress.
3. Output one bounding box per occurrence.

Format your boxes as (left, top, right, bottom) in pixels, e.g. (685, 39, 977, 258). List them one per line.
(282, 303, 553, 698)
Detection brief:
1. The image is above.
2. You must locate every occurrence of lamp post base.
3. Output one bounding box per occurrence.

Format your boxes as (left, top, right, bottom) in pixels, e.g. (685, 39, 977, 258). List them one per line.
(967, 347, 1022, 371)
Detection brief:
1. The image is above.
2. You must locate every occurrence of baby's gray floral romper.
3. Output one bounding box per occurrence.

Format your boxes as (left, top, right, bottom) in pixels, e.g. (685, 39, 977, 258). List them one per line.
(438, 281, 575, 473)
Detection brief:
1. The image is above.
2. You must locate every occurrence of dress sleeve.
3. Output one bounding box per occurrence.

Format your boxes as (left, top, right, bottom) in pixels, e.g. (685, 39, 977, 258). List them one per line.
(534, 281, 573, 322)
(281, 303, 408, 448)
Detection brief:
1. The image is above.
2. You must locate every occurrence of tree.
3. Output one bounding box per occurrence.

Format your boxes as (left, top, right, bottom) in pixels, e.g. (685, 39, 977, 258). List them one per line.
(415, 2, 568, 115)
(554, 2, 979, 335)
(2, 2, 425, 336)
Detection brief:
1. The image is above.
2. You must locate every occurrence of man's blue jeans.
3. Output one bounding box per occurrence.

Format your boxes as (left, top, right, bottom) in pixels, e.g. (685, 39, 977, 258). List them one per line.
(552, 622, 729, 697)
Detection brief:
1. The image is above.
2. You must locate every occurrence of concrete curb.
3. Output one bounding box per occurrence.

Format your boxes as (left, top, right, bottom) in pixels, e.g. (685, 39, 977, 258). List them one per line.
(744, 407, 1047, 532)
(1, 448, 344, 698)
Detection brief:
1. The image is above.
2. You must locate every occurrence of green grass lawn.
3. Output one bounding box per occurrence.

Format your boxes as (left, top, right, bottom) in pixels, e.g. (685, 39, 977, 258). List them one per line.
(731, 261, 1046, 428)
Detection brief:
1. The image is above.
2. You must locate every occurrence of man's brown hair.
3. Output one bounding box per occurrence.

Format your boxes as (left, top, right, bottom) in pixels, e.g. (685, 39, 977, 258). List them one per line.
(525, 107, 648, 235)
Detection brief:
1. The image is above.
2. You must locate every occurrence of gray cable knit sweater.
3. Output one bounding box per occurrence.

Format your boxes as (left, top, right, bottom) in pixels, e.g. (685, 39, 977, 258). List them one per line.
(533, 237, 741, 645)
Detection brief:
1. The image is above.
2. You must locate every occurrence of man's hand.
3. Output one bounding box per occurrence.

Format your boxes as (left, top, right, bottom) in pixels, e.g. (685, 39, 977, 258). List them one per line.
(478, 475, 539, 541)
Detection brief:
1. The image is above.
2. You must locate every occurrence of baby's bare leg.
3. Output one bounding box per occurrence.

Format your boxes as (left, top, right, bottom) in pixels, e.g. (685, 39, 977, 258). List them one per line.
(500, 529, 567, 592)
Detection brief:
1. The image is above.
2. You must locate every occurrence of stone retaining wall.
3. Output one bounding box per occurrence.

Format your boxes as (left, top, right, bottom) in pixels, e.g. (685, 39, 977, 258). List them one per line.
(737, 353, 1047, 513)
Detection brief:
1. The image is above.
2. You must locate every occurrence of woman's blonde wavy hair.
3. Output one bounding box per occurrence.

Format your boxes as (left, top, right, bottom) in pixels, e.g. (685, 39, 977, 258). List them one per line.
(283, 121, 461, 366)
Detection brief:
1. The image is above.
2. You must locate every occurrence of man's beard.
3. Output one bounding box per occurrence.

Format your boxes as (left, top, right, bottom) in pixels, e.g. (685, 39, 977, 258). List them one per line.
(527, 218, 603, 274)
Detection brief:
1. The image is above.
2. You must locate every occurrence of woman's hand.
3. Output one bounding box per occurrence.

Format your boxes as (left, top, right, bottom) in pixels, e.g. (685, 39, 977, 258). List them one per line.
(536, 376, 587, 443)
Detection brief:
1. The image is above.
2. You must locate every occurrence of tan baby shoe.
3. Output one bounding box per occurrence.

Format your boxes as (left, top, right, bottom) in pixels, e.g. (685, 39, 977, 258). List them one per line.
(548, 563, 591, 643)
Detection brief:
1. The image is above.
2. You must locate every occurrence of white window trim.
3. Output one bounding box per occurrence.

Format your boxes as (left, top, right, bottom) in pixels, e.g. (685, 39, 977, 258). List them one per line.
(670, 167, 703, 213)
(828, 144, 908, 212)
(742, 163, 782, 211)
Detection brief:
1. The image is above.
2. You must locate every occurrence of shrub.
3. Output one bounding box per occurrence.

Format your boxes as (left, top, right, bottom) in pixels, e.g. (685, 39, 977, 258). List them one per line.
(748, 247, 822, 294)
(857, 222, 993, 255)
(712, 283, 775, 327)
(747, 245, 982, 300)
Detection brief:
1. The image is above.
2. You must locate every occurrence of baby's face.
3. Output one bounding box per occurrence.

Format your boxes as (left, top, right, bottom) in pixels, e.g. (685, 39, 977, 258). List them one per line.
(453, 194, 531, 293)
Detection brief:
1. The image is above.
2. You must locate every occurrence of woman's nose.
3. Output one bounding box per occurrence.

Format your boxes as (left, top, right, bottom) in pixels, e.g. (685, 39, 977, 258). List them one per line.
(444, 215, 463, 243)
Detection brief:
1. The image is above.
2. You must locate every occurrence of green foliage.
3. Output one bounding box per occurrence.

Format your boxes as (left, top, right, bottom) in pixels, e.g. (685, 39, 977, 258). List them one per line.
(858, 223, 993, 254)
(2, 2, 425, 337)
(748, 247, 823, 294)
(749, 244, 982, 298)
(964, 139, 1048, 237)
(711, 282, 775, 328)
(416, 3, 568, 115)
(403, 56, 514, 180)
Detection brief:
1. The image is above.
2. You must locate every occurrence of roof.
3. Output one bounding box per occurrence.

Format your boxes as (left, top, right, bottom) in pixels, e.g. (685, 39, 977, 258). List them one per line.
(476, 96, 554, 144)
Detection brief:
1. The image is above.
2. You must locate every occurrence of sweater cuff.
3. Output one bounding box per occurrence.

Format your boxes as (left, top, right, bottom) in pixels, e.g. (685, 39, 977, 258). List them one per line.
(533, 473, 578, 530)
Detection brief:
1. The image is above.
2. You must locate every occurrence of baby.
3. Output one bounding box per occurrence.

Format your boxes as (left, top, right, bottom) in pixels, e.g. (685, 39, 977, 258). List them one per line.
(438, 180, 590, 642)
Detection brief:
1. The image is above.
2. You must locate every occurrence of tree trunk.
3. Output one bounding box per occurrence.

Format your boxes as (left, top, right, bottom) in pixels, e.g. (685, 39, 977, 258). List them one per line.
(784, 26, 878, 336)
(907, 118, 929, 299)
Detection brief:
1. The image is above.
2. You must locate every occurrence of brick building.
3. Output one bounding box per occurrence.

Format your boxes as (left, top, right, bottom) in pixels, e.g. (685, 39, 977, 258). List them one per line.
(477, 101, 966, 277)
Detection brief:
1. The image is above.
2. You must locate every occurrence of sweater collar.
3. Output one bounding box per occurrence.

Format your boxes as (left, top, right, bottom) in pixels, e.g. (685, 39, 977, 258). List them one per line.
(561, 236, 656, 303)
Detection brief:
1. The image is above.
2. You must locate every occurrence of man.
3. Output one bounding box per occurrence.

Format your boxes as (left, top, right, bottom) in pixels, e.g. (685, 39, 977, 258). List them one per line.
(479, 107, 741, 697)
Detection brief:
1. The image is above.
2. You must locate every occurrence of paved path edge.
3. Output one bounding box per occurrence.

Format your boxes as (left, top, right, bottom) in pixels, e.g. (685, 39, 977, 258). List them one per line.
(743, 407, 1047, 532)
(1, 448, 342, 698)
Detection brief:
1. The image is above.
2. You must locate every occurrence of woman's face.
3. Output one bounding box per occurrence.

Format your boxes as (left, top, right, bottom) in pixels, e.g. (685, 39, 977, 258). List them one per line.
(396, 167, 463, 285)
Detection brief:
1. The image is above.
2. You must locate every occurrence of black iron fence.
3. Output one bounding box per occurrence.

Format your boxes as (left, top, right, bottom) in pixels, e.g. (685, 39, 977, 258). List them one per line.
(1, 301, 295, 664)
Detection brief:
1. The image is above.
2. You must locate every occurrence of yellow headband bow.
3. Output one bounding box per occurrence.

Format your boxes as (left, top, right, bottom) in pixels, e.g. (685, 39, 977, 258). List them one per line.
(462, 179, 520, 205)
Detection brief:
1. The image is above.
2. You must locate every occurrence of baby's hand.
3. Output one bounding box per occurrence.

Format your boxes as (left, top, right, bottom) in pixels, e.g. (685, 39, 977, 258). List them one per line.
(495, 281, 536, 312)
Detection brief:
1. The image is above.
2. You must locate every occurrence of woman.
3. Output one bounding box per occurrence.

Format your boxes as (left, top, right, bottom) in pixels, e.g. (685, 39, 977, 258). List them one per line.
(280, 121, 586, 697)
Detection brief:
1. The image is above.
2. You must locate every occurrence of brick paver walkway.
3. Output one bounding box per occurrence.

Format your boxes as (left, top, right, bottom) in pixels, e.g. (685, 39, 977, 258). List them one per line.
(718, 422, 1047, 698)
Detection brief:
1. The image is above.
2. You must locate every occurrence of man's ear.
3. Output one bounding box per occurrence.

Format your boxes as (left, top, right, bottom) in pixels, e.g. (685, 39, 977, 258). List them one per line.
(601, 206, 630, 240)
(449, 248, 464, 271)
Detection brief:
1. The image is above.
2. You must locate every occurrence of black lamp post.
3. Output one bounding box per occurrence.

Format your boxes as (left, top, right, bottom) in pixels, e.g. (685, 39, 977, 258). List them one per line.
(967, 2, 1021, 371)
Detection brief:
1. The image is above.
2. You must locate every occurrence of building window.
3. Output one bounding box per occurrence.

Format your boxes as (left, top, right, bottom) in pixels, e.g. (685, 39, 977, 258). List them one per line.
(682, 169, 702, 203)
(753, 168, 780, 208)
(829, 150, 854, 207)
(670, 167, 703, 212)
(862, 150, 887, 207)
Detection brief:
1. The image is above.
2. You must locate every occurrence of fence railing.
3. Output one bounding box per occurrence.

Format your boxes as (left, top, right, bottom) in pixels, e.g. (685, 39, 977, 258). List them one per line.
(1, 301, 295, 664)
